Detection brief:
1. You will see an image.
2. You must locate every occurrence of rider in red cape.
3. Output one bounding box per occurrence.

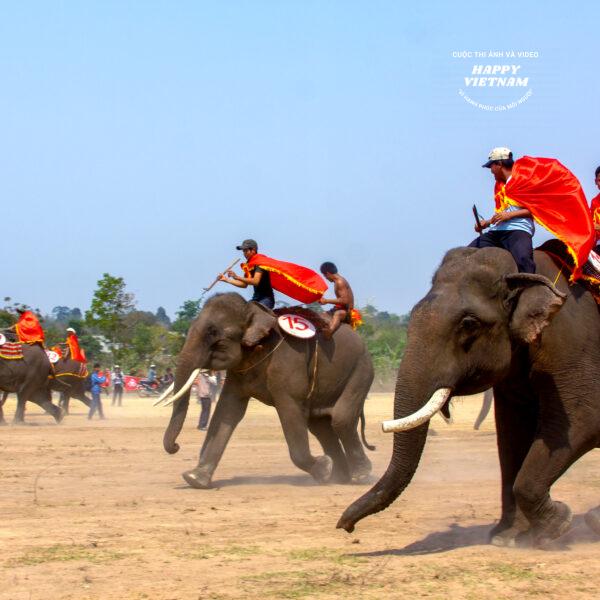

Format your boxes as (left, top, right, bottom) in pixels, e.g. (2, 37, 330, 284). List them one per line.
(66, 327, 87, 363)
(243, 253, 327, 304)
(473, 148, 594, 280)
(497, 156, 593, 277)
(221, 239, 327, 306)
(14, 310, 45, 345)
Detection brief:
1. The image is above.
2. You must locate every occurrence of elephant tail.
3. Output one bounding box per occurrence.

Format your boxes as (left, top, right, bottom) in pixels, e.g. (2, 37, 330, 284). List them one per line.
(360, 409, 376, 451)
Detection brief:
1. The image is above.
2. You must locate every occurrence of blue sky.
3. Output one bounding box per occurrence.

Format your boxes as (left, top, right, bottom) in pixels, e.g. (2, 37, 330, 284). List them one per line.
(2, 1, 599, 318)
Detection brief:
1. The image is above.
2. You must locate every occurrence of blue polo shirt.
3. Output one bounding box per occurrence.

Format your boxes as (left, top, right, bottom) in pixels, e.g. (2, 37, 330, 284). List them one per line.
(490, 177, 535, 235)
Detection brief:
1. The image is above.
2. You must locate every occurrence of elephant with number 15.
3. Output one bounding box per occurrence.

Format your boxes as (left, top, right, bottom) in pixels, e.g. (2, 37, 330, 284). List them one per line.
(161, 293, 375, 488)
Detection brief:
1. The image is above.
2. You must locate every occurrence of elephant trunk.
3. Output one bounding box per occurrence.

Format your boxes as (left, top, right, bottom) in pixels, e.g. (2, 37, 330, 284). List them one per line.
(163, 359, 199, 454)
(337, 351, 441, 532)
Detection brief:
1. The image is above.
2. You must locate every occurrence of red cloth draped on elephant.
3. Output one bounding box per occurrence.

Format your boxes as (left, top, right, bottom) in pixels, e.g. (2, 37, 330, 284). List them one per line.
(242, 253, 328, 304)
(495, 156, 594, 278)
(15, 311, 45, 345)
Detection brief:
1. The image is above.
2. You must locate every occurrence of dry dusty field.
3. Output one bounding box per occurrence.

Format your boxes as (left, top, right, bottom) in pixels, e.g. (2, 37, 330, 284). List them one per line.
(1, 392, 600, 600)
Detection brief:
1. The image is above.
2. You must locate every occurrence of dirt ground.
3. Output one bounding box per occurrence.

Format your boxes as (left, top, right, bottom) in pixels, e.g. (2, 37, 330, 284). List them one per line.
(1, 392, 599, 600)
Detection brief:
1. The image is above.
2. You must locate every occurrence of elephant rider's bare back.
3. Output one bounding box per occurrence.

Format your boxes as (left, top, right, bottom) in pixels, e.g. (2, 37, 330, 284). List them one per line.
(321, 275, 354, 338)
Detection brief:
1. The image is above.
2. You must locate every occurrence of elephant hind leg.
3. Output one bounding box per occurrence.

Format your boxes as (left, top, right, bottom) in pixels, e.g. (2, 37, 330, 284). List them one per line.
(308, 417, 351, 483)
(329, 364, 373, 482)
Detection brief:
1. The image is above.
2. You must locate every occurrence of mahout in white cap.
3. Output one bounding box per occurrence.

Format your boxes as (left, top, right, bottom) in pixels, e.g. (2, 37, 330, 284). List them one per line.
(482, 147, 512, 168)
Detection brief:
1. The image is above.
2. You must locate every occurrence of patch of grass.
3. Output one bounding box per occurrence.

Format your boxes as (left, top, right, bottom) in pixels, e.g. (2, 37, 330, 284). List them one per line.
(176, 543, 261, 561)
(222, 544, 261, 557)
(288, 546, 366, 565)
(243, 569, 366, 599)
(8, 544, 124, 567)
(485, 562, 536, 581)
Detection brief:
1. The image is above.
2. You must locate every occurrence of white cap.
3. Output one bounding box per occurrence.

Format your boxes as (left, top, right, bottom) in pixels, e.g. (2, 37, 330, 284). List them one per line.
(483, 147, 512, 167)
(66, 327, 76, 334)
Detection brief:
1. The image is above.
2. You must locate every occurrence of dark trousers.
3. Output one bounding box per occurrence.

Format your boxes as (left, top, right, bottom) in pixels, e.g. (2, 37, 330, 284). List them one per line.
(254, 296, 275, 309)
(469, 230, 535, 273)
(88, 391, 105, 419)
(198, 397, 211, 430)
(112, 384, 124, 406)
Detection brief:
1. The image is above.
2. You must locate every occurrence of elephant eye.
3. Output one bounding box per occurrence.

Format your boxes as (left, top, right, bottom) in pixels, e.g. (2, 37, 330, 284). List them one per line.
(458, 315, 481, 351)
(460, 316, 480, 332)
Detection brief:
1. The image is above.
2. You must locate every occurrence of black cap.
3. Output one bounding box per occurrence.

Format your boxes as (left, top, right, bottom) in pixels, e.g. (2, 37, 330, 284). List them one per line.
(236, 239, 258, 251)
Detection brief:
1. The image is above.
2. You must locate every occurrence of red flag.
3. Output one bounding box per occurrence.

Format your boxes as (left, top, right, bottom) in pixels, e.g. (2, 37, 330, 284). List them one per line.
(124, 376, 140, 391)
(244, 254, 328, 304)
(495, 157, 594, 277)
(15, 311, 45, 344)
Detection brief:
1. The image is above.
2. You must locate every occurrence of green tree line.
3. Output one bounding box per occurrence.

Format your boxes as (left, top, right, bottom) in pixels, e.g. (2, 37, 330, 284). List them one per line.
(2, 276, 408, 387)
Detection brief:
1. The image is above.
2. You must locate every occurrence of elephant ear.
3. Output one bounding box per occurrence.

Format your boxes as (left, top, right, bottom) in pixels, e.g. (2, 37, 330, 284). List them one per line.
(242, 302, 278, 347)
(504, 273, 567, 344)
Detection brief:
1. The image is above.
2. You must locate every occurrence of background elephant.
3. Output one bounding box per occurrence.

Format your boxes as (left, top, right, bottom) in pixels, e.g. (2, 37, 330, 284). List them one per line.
(0, 343, 63, 423)
(338, 246, 600, 547)
(473, 388, 494, 430)
(162, 293, 374, 488)
(51, 355, 91, 414)
(0, 391, 8, 424)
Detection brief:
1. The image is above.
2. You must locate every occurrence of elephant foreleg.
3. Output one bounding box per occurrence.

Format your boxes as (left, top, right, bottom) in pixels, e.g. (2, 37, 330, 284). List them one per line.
(491, 382, 537, 547)
(182, 388, 249, 489)
(276, 398, 332, 484)
(308, 417, 351, 483)
(33, 390, 65, 423)
(513, 421, 597, 546)
(13, 393, 27, 423)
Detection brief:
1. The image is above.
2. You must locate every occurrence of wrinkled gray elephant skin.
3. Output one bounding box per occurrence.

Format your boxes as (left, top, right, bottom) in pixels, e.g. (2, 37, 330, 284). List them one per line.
(338, 247, 600, 548)
(163, 293, 375, 488)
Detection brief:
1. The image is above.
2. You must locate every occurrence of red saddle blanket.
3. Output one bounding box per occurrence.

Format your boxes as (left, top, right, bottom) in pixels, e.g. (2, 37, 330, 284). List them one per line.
(538, 239, 600, 303)
(0, 342, 24, 360)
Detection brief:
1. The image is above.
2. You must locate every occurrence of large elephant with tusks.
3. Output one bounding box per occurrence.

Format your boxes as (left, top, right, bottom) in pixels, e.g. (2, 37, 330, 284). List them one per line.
(338, 246, 600, 547)
(161, 293, 375, 488)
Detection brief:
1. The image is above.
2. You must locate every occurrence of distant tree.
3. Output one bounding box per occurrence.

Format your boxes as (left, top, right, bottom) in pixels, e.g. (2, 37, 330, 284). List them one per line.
(356, 304, 409, 390)
(171, 299, 202, 335)
(0, 309, 15, 329)
(155, 306, 171, 327)
(123, 310, 157, 329)
(85, 274, 135, 358)
(52, 306, 72, 323)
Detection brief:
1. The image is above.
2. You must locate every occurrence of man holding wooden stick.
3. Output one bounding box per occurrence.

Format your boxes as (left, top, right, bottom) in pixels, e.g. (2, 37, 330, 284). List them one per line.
(219, 239, 275, 309)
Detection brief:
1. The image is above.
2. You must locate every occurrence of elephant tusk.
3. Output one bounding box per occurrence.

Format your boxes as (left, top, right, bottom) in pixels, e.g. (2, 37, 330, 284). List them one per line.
(163, 369, 200, 407)
(152, 382, 175, 406)
(382, 388, 453, 433)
